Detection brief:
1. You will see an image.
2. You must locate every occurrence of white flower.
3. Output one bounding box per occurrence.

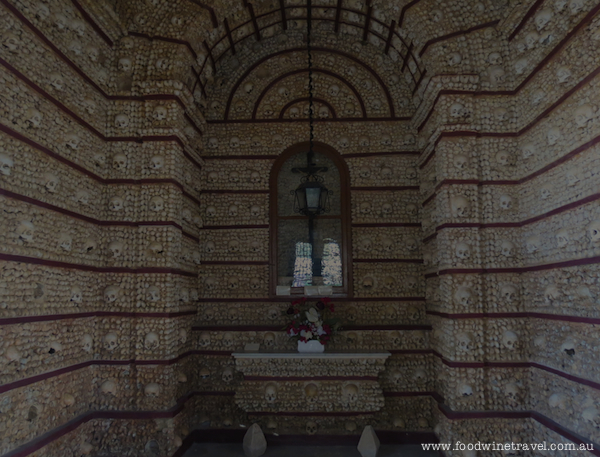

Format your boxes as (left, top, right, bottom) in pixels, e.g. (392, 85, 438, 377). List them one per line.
(306, 308, 319, 323)
(317, 325, 326, 336)
(304, 331, 313, 339)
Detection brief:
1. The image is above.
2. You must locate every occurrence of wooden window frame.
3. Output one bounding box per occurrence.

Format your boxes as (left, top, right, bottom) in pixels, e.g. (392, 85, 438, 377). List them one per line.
(269, 141, 353, 298)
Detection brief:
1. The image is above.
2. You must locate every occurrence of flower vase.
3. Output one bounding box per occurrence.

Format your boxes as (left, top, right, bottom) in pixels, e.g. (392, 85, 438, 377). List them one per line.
(297, 340, 325, 353)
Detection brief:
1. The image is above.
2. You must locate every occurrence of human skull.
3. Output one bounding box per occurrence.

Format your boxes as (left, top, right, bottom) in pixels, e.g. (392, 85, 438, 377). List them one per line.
(206, 206, 217, 218)
(569, 0, 584, 15)
(250, 171, 261, 183)
(431, 9, 443, 22)
(222, 367, 234, 383)
(406, 306, 420, 321)
(16, 221, 35, 243)
(454, 154, 469, 170)
(525, 235, 540, 254)
(359, 202, 371, 215)
(383, 276, 396, 290)
(114, 114, 129, 129)
(454, 286, 473, 306)
(358, 237, 373, 252)
(381, 236, 393, 252)
(345, 330, 358, 345)
(338, 136, 350, 148)
(556, 66, 572, 83)
(144, 332, 159, 350)
(450, 195, 470, 218)
(547, 127, 561, 145)
(0, 154, 14, 177)
(43, 173, 59, 193)
(456, 332, 472, 352)
(85, 44, 99, 62)
(75, 190, 90, 205)
(495, 150, 509, 166)
(100, 380, 117, 395)
(405, 237, 418, 251)
(575, 104, 595, 127)
(447, 52, 462, 66)
(504, 383, 519, 402)
(362, 277, 374, 289)
(150, 155, 164, 171)
(540, 185, 552, 199)
(113, 153, 127, 170)
(109, 196, 124, 211)
(455, 241, 471, 260)
(359, 166, 371, 179)
(207, 172, 218, 184)
(81, 334, 93, 352)
(34, 3, 50, 20)
(380, 134, 392, 147)
(382, 203, 393, 215)
(265, 383, 277, 403)
(304, 383, 319, 403)
(249, 277, 261, 290)
(555, 228, 569, 247)
(262, 105, 274, 117)
(502, 330, 518, 350)
(222, 332, 234, 347)
(250, 205, 261, 217)
(534, 8, 553, 31)
(118, 58, 132, 73)
(205, 276, 217, 290)
(229, 137, 241, 148)
(521, 142, 536, 159)
(199, 332, 211, 347)
(208, 137, 218, 149)
(227, 239, 240, 253)
(82, 237, 98, 253)
(342, 384, 358, 404)
(263, 332, 275, 347)
(500, 240, 515, 257)
(588, 220, 600, 243)
(144, 383, 161, 397)
(103, 332, 119, 351)
(548, 393, 568, 409)
(49, 72, 64, 90)
(104, 285, 120, 303)
(488, 66, 506, 85)
(494, 107, 508, 122)
(514, 58, 529, 75)
(499, 194, 513, 210)
(531, 89, 546, 105)
(149, 196, 164, 212)
(318, 106, 330, 119)
(500, 284, 518, 302)
(555, 0, 568, 11)
(406, 204, 418, 216)
(56, 232, 72, 252)
(147, 286, 160, 302)
(228, 205, 238, 217)
(449, 103, 465, 119)
(25, 107, 43, 128)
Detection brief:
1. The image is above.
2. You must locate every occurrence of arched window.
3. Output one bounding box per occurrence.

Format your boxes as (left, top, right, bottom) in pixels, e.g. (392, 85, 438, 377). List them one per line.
(270, 142, 352, 297)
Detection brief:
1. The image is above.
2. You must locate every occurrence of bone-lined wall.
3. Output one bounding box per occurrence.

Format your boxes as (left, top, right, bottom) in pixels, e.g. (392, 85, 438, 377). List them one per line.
(1, 0, 599, 456)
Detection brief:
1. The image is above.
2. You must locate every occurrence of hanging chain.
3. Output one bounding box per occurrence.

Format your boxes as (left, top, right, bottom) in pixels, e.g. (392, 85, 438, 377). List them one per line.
(307, 0, 315, 157)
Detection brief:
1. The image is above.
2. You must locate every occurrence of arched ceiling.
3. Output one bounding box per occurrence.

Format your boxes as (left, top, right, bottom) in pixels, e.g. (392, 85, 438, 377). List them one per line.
(113, 0, 521, 120)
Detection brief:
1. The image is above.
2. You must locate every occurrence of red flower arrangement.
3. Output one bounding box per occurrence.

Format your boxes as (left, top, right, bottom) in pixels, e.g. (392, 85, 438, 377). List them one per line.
(283, 297, 341, 345)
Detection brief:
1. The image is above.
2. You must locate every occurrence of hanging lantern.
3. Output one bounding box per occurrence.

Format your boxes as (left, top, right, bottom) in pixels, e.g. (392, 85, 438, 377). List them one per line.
(292, 175, 331, 216)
